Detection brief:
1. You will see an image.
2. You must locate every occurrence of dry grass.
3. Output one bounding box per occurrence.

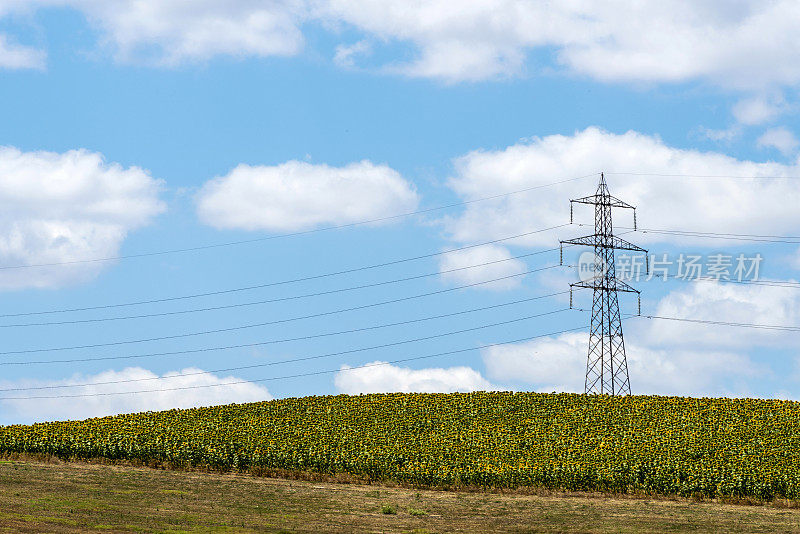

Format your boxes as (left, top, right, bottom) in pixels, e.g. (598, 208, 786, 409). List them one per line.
(1, 458, 800, 533)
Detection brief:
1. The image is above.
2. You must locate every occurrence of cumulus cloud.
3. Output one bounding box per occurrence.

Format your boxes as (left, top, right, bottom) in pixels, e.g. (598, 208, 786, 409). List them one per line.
(701, 93, 792, 143)
(438, 244, 527, 291)
(196, 160, 418, 232)
(733, 95, 788, 126)
(644, 280, 800, 349)
(334, 361, 497, 394)
(0, 33, 45, 69)
(482, 331, 759, 397)
(0, 367, 272, 424)
(0, 146, 164, 290)
(333, 39, 371, 68)
(481, 279, 796, 396)
(697, 125, 742, 143)
(318, 1, 800, 87)
(72, 0, 306, 64)
(1, 1, 799, 88)
(482, 333, 586, 393)
(445, 127, 800, 248)
(757, 127, 800, 156)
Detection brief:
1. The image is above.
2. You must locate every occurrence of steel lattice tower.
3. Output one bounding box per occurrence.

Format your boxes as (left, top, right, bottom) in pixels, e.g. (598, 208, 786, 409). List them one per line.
(560, 173, 647, 395)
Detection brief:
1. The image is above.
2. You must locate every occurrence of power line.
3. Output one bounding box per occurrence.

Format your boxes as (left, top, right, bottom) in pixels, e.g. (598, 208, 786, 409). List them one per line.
(0, 306, 572, 391)
(15, 220, 799, 329)
(11, 309, 800, 400)
(0, 224, 569, 319)
(0, 290, 568, 366)
(571, 308, 800, 332)
(4, 169, 797, 276)
(0, 264, 561, 357)
(635, 228, 800, 244)
(0, 248, 560, 328)
(17, 307, 797, 398)
(0, 322, 589, 400)
(26, 219, 789, 327)
(710, 278, 800, 290)
(0, 174, 596, 272)
(580, 223, 800, 244)
(639, 228, 800, 241)
(618, 271, 800, 291)
(606, 172, 800, 180)
(641, 314, 800, 332)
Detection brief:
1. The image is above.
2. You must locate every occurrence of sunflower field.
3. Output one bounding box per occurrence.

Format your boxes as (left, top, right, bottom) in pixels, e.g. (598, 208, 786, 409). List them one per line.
(2, 392, 800, 500)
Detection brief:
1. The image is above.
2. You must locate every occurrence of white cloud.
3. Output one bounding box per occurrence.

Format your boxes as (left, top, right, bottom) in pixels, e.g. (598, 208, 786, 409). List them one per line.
(445, 127, 800, 248)
(2, 1, 799, 88)
(334, 361, 497, 394)
(529, 267, 574, 305)
(733, 95, 788, 125)
(757, 127, 800, 156)
(318, 0, 573, 82)
(0, 146, 164, 290)
(385, 39, 526, 83)
(482, 331, 759, 396)
(773, 388, 798, 401)
(697, 125, 742, 143)
(322, 0, 800, 87)
(196, 160, 418, 232)
(482, 278, 800, 396)
(0, 367, 272, 424)
(438, 244, 526, 291)
(644, 280, 800, 349)
(72, 0, 305, 64)
(333, 39, 370, 68)
(482, 333, 586, 393)
(0, 33, 45, 69)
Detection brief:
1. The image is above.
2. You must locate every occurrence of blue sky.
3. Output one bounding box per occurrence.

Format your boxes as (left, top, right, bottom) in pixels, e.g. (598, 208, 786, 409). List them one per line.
(0, 2, 800, 423)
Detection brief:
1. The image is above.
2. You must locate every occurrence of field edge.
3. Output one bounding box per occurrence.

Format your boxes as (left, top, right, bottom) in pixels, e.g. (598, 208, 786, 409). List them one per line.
(4, 450, 799, 511)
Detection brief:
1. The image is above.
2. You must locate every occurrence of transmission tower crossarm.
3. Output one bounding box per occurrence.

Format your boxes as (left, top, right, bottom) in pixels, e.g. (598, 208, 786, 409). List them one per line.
(560, 234, 647, 253)
(570, 194, 636, 210)
(570, 278, 640, 294)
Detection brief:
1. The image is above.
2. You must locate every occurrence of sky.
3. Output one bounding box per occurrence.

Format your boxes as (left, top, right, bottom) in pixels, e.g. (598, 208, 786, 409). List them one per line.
(1, 1, 800, 424)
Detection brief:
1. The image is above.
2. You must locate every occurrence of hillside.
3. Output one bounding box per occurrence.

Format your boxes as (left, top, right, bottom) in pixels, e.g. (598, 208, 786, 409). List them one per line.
(3, 460, 800, 533)
(2, 392, 800, 500)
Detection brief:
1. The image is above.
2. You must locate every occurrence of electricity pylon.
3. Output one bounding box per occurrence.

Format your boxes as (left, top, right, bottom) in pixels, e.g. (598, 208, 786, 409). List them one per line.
(560, 173, 647, 396)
